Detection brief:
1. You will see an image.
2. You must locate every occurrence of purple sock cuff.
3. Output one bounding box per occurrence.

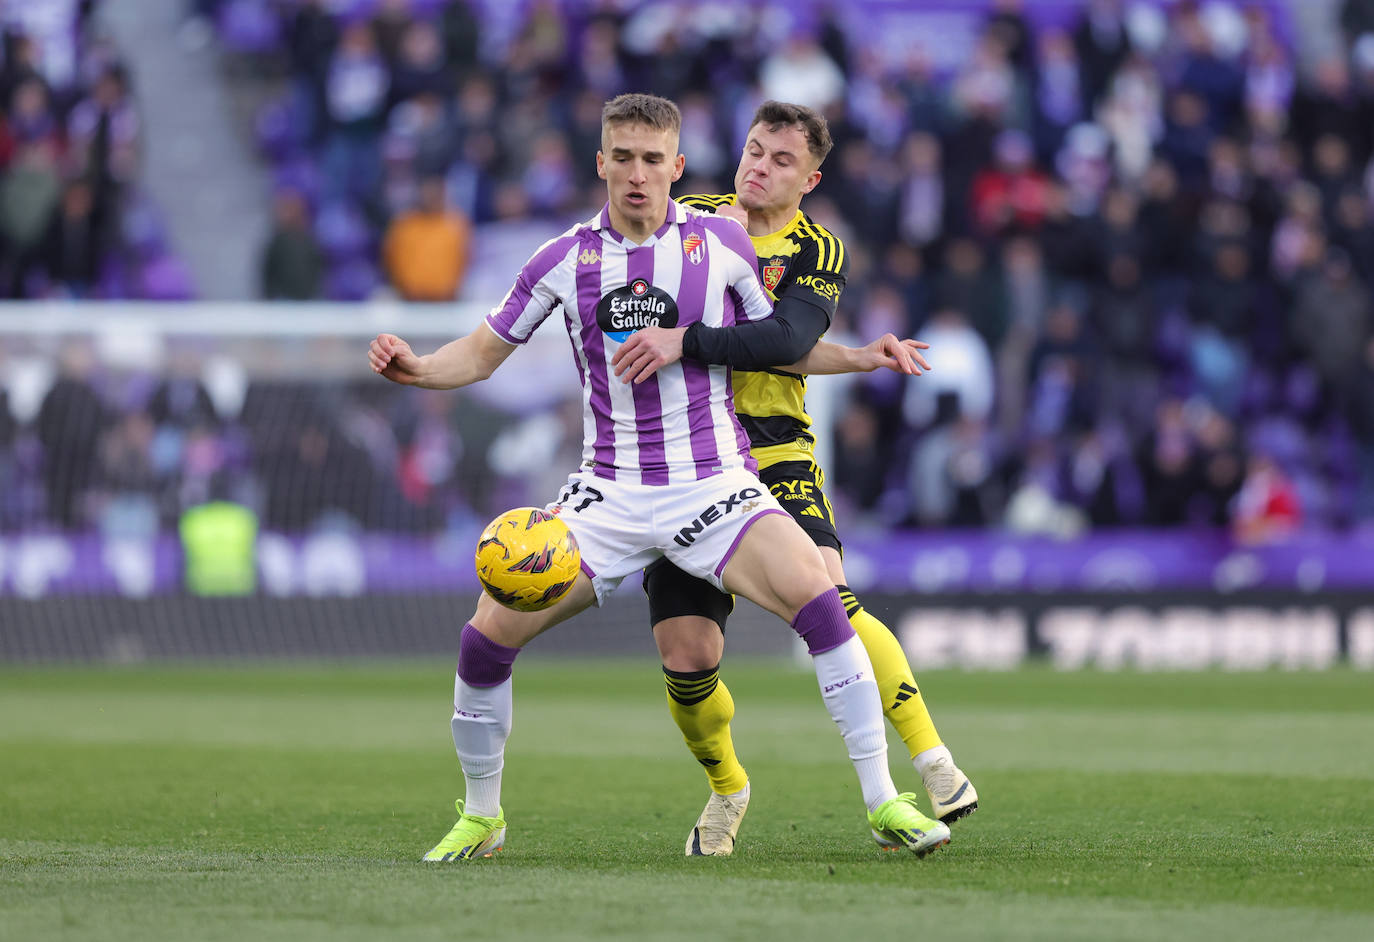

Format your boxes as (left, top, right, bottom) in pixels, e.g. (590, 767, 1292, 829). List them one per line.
(791, 588, 855, 655)
(458, 623, 521, 687)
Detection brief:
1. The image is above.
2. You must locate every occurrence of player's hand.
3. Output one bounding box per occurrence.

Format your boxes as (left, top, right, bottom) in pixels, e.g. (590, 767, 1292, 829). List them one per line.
(369, 333, 426, 385)
(718, 203, 749, 228)
(611, 326, 687, 384)
(857, 335, 931, 375)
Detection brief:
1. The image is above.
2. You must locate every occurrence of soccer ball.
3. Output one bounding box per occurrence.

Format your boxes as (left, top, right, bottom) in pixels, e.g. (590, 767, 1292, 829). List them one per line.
(474, 507, 581, 612)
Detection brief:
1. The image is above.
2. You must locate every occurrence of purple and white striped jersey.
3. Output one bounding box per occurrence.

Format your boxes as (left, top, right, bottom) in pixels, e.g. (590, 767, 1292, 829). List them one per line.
(485, 201, 773, 486)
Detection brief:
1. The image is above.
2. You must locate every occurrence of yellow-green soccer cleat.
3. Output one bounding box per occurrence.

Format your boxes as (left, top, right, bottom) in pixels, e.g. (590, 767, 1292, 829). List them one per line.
(686, 782, 750, 857)
(422, 799, 506, 862)
(868, 793, 951, 857)
(922, 754, 979, 824)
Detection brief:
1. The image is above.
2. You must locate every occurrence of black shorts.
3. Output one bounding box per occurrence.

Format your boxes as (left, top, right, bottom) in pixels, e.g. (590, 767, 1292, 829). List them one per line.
(643, 459, 841, 630)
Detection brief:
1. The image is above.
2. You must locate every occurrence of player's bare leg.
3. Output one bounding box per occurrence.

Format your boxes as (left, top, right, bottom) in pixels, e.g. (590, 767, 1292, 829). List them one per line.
(820, 547, 979, 824)
(655, 616, 750, 855)
(425, 575, 597, 861)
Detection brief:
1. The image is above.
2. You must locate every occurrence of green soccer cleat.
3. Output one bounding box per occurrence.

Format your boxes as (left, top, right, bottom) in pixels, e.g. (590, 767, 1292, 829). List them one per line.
(422, 799, 506, 862)
(922, 754, 979, 824)
(868, 793, 951, 857)
(686, 782, 750, 857)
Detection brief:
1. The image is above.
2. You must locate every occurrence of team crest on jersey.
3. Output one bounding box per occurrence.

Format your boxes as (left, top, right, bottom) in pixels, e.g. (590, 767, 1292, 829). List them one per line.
(597, 279, 680, 343)
(579, 247, 601, 265)
(682, 233, 705, 264)
(763, 256, 787, 291)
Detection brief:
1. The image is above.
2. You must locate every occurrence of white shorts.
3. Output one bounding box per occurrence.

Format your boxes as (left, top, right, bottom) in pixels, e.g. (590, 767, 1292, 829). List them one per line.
(546, 467, 790, 605)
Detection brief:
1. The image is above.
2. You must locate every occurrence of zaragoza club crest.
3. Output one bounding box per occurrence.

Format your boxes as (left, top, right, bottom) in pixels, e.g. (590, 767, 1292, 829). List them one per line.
(763, 256, 786, 292)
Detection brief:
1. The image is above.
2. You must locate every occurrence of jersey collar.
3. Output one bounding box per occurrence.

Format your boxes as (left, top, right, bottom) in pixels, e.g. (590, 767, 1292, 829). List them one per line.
(593, 201, 686, 245)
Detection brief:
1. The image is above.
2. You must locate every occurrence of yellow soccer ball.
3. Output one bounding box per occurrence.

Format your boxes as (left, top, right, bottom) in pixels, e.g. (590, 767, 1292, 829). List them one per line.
(474, 507, 581, 612)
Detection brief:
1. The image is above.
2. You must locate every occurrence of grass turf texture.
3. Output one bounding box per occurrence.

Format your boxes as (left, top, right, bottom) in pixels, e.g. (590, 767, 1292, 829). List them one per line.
(2, 661, 1371, 942)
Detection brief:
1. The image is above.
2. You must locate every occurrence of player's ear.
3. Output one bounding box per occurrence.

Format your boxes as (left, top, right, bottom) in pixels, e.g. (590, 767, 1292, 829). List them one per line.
(802, 168, 821, 195)
(596, 151, 607, 180)
(672, 153, 685, 182)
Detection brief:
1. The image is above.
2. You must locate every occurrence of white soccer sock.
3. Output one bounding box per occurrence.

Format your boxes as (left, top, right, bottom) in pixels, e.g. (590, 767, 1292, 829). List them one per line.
(811, 635, 898, 812)
(913, 743, 954, 776)
(451, 674, 513, 818)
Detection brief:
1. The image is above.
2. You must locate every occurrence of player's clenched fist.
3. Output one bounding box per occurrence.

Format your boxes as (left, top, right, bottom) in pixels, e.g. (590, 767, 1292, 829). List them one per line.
(370, 332, 425, 385)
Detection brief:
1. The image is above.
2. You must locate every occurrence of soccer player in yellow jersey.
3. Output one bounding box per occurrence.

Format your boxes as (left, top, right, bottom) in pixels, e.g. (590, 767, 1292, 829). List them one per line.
(613, 101, 978, 856)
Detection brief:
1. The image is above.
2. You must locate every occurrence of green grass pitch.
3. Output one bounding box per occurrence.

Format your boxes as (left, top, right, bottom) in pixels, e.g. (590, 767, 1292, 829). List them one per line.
(2, 659, 1371, 941)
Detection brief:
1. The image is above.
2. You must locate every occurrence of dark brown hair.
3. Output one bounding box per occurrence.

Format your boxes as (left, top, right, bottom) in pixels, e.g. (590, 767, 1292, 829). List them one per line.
(749, 100, 833, 165)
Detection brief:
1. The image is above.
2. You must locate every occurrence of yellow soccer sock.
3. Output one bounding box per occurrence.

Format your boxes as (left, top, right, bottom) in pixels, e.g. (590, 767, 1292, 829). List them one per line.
(663, 666, 749, 795)
(837, 586, 943, 759)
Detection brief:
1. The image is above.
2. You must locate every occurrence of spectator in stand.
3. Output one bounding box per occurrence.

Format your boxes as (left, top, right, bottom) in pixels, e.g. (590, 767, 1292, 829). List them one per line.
(3, 77, 63, 155)
(1097, 52, 1163, 185)
(387, 18, 453, 108)
(1192, 404, 1244, 526)
(903, 308, 996, 430)
(896, 131, 947, 252)
(935, 238, 1007, 351)
(260, 188, 323, 301)
(831, 396, 889, 515)
(1290, 246, 1372, 405)
(1290, 55, 1370, 170)
(1243, 21, 1294, 138)
(1025, 301, 1098, 439)
(381, 175, 471, 302)
(1072, 0, 1130, 109)
(520, 130, 577, 217)
(1032, 28, 1084, 161)
(0, 29, 45, 112)
(36, 344, 107, 529)
(319, 19, 389, 205)
(66, 64, 141, 239)
(1231, 451, 1301, 545)
(758, 31, 845, 112)
(39, 177, 107, 297)
(0, 141, 62, 296)
(969, 128, 1053, 238)
(1139, 397, 1197, 526)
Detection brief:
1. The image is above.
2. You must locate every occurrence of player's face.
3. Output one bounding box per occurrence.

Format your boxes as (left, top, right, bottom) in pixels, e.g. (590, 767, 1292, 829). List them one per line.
(734, 123, 822, 215)
(597, 122, 685, 239)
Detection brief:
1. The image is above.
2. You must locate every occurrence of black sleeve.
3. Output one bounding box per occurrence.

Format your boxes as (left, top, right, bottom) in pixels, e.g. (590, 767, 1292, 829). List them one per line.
(681, 294, 830, 370)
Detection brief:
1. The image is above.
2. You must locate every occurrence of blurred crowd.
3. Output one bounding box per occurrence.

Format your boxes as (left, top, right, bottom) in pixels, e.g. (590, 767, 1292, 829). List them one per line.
(0, 0, 193, 301)
(228, 0, 1374, 539)
(6, 0, 1374, 544)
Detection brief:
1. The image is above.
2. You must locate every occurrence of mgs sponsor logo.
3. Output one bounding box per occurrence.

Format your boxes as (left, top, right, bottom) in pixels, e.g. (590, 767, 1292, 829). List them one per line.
(794, 274, 841, 302)
(674, 487, 764, 546)
(597, 279, 679, 342)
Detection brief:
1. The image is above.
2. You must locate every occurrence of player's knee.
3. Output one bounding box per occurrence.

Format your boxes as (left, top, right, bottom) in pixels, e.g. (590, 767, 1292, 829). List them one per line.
(776, 558, 836, 619)
(654, 615, 724, 672)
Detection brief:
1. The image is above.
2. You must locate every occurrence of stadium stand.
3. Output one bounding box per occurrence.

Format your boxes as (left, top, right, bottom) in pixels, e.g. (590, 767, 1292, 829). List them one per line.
(3, 0, 1374, 599)
(0, 0, 193, 300)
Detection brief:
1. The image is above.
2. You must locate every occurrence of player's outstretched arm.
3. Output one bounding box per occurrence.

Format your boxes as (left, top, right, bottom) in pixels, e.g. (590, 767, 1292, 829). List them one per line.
(369, 323, 516, 389)
(783, 335, 931, 376)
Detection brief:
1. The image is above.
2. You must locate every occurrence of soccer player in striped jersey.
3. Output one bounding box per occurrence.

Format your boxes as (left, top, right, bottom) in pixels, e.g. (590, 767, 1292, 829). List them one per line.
(369, 93, 950, 862)
(612, 101, 978, 857)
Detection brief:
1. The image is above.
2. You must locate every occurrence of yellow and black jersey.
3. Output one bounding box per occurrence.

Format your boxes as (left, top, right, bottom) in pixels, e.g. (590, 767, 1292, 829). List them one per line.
(677, 193, 849, 469)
